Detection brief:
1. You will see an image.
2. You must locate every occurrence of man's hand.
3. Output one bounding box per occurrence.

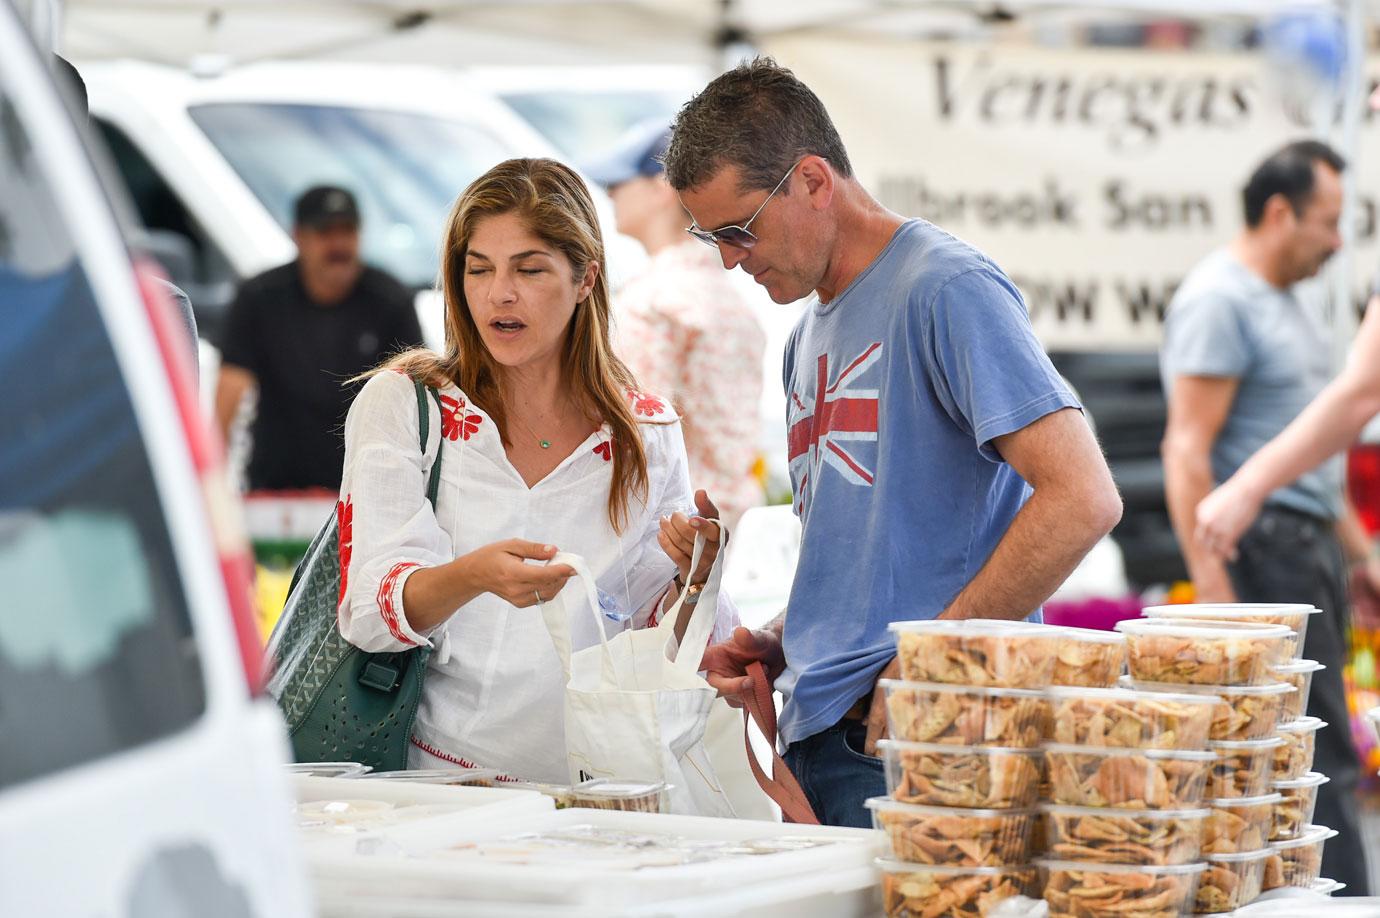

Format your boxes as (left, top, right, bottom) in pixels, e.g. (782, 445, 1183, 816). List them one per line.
(864, 656, 900, 755)
(699, 626, 785, 707)
(1195, 479, 1265, 562)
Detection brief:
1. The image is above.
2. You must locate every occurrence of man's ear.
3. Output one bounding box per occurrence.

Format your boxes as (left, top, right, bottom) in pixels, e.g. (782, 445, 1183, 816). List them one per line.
(1263, 193, 1296, 230)
(798, 156, 835, 212)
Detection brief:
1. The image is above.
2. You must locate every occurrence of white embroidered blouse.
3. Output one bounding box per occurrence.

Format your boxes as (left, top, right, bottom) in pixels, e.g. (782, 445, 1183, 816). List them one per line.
(335, 369, 737, 782)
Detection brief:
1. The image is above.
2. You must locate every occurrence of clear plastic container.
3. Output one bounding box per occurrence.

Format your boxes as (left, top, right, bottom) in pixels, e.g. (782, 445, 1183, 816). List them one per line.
(866, 797, 1037, 867)
(1039, 859, 1206, 918)
(877, 739, 1043, 809)
(1272, 718, 1326, 782)
(1270, 772, 1328, 841)
(1038, 803, 1207, 865)
(1195, 849, 1271, 913)
(1206, 737, 1283, 799)
(1046, 625, 1128, 688)
(890, 619, 1057, 688)
(568, 779, 668, 814)
(880, 679, 1048, 748)
(1270, 825, 1337, 888)
(502, 781, 575, 809)
(361, 768, 499, 787)
(1116, 618, 1295, 686)
(878, 860, 1037, 917)
(1123, 678, 1295, 741)
(1046, 685, 1218, 750)
(1271, 659, 1325, 721)
(1044, 743, 1215, 810)
(285, 762, 370, 778)
(1203, 793, 1282, 855)
(1140, 604, 1317, 651)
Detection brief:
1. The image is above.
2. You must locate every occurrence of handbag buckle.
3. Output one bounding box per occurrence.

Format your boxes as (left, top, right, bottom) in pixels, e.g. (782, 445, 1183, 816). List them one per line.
(359, 659, 401, 693)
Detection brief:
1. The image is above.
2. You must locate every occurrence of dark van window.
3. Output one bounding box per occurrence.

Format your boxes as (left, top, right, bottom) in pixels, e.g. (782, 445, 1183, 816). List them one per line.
(0, 83, 206, 790)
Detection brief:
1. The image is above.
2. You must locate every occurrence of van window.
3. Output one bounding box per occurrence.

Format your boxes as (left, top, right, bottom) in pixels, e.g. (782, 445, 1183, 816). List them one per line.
(0, 84, 206, 790)
(94, 118, 237, 339)
(189, 103, 513, 288)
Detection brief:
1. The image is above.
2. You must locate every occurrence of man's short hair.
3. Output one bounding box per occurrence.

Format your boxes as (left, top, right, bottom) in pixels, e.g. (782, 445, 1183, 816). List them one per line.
(1242, 139, 1345, 228)
(663, 56, 853, 193)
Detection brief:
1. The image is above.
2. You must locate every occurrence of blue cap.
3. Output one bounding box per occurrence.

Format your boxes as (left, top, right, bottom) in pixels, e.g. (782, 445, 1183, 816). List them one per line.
(583, 119, 672, 188)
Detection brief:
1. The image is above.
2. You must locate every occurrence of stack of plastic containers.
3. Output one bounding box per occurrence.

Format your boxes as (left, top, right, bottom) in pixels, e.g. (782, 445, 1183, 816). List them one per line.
(1128, 603, 1340, 909)
(872, 620, 1058, 917)
(1038, 618, 1214, 918)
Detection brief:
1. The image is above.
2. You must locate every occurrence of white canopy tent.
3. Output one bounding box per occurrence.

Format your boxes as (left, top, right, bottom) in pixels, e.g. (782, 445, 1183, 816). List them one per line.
(27, 0, 1375, 356)
(38, 0, 1355, 71)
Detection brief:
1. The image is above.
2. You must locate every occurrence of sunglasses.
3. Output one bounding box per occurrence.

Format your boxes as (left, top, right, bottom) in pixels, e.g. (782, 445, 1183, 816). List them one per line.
(685, 159, 802, 250)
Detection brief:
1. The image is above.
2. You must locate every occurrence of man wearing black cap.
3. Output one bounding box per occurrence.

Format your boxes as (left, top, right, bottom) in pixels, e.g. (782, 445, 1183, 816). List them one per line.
(215, 185, 422, 492)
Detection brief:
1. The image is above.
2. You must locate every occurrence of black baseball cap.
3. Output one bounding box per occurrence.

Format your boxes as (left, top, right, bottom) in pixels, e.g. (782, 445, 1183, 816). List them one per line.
(294, 185, 360, 229)
(583, 120, 672, 189)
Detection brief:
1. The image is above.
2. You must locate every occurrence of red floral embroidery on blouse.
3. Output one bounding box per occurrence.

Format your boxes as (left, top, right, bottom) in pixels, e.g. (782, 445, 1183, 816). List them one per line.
(440, 394, 483, 441)
(376, 561, 421, 646)
(626, 390, 666, 418)
(336, 497, 353, 608)
(592, 440, 613, 462)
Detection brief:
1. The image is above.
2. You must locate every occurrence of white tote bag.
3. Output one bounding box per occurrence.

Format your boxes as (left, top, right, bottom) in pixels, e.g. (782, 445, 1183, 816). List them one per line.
(540, 535, 741, 817)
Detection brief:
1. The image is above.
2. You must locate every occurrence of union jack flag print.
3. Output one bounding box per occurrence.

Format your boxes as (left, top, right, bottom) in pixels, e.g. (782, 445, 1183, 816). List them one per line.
(787, 342, 882, 513)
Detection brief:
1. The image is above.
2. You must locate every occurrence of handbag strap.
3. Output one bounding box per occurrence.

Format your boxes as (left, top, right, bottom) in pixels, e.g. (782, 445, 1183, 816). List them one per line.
(742, 661, 819, 825)
(413, 380, 443, 506)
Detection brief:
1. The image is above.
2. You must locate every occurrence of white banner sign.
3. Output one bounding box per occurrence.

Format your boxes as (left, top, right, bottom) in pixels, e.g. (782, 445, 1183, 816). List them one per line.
(765, 36, 1378, 352)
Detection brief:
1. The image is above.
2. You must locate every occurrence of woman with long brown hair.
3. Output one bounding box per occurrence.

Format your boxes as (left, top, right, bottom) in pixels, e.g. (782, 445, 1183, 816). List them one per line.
(334, 158, 735, 781)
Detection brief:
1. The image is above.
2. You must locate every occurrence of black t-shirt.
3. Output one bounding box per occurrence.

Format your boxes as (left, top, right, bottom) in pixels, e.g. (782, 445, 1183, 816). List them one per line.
(219, 261, 423, 491)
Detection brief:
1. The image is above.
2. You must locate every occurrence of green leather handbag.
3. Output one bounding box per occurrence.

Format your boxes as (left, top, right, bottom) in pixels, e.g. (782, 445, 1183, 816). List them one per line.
(265, 380, 442, 771)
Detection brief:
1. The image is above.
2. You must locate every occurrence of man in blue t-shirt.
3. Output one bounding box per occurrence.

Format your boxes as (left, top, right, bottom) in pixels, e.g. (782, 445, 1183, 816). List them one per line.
(664, 58, 1123, 827)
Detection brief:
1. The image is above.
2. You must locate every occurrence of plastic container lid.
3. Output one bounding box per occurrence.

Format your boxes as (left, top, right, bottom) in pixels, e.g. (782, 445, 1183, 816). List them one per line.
(1034, 858, 1207, 876)
(1273, 772, 1330, 791)
(1205, 847, 1274, 863)
(361, 768, 499, 784)
(284, 762, 371, 778)
(1123, 678, 1296, 698)
(1045, 684, 1220, 707)
(876, 739, 1043, 758)
(866, 796, 1037, 819)
(1277, 717, 1328, 735)
(1043, 743, 1215, 761)
(1272, 659, 1325, 675)
(889, 619, 1052, 637)
(1038, 802, 1210, 820)
(1210, 736, 1286, 751)
(1116, 618, 1293, 639)
(1028, 623, 1127, 643)
(879, 678, 1044, 699)
(1269, 824, 1337, 850)
(1141, 604, 1317, 617)
(876, 859, 1034, 877)
(1209, 792, 1284, 808)
(571, 779, 670, 798)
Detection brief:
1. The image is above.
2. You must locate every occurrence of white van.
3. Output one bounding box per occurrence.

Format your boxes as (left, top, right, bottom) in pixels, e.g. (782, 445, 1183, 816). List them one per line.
(0, 7, 312, 916)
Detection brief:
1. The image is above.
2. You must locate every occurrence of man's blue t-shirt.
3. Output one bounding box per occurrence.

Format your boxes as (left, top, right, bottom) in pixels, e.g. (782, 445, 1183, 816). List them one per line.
(776, 219, 1080, 746)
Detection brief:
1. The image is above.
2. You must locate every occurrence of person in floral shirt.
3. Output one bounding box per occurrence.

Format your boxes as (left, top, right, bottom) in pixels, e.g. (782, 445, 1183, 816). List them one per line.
(588, 122, 767, 530)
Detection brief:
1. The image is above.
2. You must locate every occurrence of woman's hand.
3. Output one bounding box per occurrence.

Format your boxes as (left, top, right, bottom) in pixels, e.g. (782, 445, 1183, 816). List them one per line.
(465, 539, 575, 608)
(1195, 478, 1265, 562)
(657, 489, 722, 585)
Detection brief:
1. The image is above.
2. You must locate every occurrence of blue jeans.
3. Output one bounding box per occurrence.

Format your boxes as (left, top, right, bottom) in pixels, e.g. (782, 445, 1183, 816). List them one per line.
(783, 719, 886, 828)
